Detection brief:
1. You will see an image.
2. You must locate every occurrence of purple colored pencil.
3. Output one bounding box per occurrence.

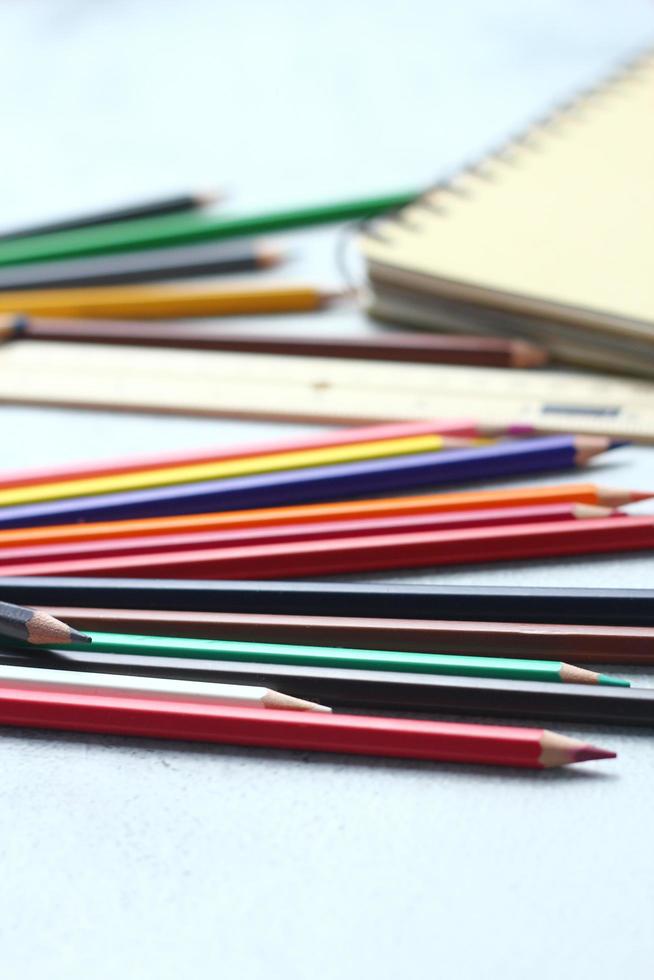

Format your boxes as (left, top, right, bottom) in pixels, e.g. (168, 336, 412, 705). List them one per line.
(0, 436, 612, 530)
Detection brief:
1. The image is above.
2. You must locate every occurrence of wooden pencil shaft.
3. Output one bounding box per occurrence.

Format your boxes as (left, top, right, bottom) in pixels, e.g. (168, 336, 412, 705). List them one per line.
(36, 608, 654, 664)
(12, 316, 547, 367)
(0, 191, 215, 242)
(0, 504, 612, 565)
(0, 283, 331, 319)
(0, 191, 418, 267)
(0, 419, 487, 493)
(0, 684, 608, 768)
(39, 629, 607, 685)
(2, 578, 652, 625)
(0, 433, 472, 509)
(0, 438, 610, 530)
(4, 650, 646, 727)
(0, 484, 631, 549)
(0, 241, 276, 291)
(5, 516, 650, 579)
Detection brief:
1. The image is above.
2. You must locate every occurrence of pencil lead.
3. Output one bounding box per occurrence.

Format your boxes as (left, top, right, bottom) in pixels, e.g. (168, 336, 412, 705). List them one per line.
(598, 675, 631, 687)
(70, 628, 92, 645)
(571, 744, 617, 763)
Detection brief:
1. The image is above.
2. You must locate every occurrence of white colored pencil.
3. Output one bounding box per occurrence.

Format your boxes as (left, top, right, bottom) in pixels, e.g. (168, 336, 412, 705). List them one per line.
(0, 663, 330, 712)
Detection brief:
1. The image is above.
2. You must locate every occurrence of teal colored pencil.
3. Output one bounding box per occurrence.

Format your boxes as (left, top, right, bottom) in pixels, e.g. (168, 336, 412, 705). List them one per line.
(0, 191, 418, 268)
(56, 631, 629, 686)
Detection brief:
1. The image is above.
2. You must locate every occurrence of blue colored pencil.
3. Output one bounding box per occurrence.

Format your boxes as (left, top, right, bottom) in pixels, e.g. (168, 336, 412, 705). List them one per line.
(0, 436, 611, 530)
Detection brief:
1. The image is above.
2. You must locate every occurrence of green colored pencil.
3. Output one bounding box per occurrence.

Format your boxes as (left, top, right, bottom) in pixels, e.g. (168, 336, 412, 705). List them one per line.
(0, 191, 418, 268)
(53, 631, 629, 686)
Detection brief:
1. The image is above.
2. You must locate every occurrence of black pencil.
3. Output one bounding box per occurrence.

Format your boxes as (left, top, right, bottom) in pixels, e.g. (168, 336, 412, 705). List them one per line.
(0, 599, 90, 645)
(0, 578, 654, 625)
(0, 646, 648, 727)
(0, 190, 219, 242)
(0, 240, 282, 293)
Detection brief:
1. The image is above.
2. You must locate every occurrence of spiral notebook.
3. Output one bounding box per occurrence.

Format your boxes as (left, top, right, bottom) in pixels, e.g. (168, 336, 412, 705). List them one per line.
(360, 51, 654, 377)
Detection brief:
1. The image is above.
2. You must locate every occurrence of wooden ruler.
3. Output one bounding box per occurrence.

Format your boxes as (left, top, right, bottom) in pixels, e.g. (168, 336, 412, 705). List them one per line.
(2, 340, 654, 441)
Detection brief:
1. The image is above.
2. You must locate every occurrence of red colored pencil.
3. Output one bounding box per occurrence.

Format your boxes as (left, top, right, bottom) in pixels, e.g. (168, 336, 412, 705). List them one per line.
(2, 515, 652, 579)
(0, 685, 613, 768)
(0, 503, 615, 565)
(0, 419, 509, 492)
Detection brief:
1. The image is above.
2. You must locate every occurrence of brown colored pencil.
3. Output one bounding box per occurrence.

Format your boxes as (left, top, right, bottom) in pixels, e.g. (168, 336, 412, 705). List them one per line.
(0, 315, 547, 367)
(0, 600, 90, 646)
(34, 607, 654, 664)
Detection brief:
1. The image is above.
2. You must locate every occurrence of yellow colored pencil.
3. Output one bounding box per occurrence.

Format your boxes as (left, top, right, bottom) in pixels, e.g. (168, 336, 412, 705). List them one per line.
(0, 434, 476, 507)
(0, 282, 336, 318)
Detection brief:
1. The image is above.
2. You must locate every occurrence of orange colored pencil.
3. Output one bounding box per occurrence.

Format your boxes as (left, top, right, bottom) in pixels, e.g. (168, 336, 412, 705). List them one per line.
(0, 483, 646, 550)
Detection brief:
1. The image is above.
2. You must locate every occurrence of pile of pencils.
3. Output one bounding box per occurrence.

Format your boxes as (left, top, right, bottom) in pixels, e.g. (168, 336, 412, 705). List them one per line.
(1, 413, 653, 769)
(0, 188, 651, 770)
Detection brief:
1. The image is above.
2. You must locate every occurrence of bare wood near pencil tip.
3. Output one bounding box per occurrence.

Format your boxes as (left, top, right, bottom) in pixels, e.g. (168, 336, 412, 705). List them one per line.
(574, 436, 612, 465)
(255, 245, 285, 269)
(25, 609, 89, 646)
(261, 691, 332, 713)
(572, 504, 614, 519)
(597, 487, 654, 506)
(193, 189, 224, 208)
(559, 663, 603, 685)
(539, 731, 616, 768)
(510, 339, 550, 368)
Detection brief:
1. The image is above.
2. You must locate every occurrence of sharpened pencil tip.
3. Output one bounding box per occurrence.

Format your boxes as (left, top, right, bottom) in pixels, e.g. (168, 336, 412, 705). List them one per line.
(629, 490, 654, 502)
(598, 675, 631, 687)
(572, 744, 617, 763)
(609, 440, 630, 449)
(70, 628, 92, 644)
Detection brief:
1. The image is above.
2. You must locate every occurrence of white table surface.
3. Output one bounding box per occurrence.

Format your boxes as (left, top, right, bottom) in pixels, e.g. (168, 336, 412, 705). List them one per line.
(1, 3, 654, 978)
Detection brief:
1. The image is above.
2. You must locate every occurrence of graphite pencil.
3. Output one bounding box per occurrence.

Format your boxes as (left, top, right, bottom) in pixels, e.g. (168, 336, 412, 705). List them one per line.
(0, 241, 282, 291)
(0, 685, 615, 768)
(0, 484, 643, 548)
(2, 649, 645, 727)
(0, 189, 219, 242)
(0, 599, 89, 645)
(4, 515, 650, 578)
(35, 608, 654, 664)
(39, 630, 626, 686)
(1, 578, 652, 625)
(0, 437, 616, 530)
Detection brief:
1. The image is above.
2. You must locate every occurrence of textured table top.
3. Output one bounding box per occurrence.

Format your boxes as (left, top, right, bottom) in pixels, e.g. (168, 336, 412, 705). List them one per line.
(1, 3, 654, 978)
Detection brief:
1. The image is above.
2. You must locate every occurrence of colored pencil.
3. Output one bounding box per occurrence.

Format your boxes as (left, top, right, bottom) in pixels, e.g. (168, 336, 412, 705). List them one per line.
(0, 418, 511, 491)
(38, 630, 626, 686)
(0, 483, 642, 549)
(0, 434, 476, 509)
(0, 437, 616, 530)
(0, 663, 328, 712)
(35, 608, 654, 664)
(0, 190, 419, 267)
(1, 315, 548, 367)
(4, 515, 651, 578)
(3, 649, 644, 727)
(0, 600, 89, 646)
(0, 189, 219, 242)
(0, 504, 615, 565)
(0, 685, 615, 767)
(0, 283, 338, 319)
(0, 242, 283, 291)
(1, 578, 651, 625)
